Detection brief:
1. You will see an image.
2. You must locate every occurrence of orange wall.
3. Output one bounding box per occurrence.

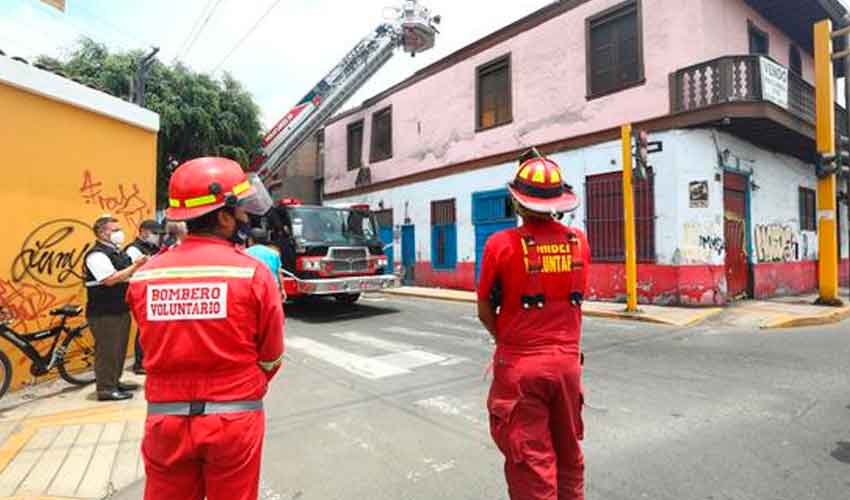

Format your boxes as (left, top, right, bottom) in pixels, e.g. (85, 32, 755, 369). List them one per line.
(0, 82, 157, 391)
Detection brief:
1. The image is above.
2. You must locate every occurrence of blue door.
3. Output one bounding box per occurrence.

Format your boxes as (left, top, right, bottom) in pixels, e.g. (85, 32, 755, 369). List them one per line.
(379, 226, 394, 274)
(472, 188, 517, 281)
(401, 224, 416, 285)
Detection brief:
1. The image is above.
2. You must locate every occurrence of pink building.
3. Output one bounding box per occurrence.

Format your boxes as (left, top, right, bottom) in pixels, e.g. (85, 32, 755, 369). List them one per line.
(322, 0, 850, 305)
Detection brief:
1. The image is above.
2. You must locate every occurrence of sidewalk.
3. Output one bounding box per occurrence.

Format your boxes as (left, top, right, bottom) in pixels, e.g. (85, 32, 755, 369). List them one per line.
(0, 369, 146, 500)
(384, 287, 850, 329)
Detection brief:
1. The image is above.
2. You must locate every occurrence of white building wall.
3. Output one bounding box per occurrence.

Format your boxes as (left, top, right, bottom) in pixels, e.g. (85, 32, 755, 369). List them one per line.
(332, 129, 848, 272)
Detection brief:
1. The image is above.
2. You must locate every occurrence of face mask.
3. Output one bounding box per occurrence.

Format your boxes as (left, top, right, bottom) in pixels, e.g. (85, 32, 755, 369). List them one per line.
(145, 234, 161, 246)
(110, 230, 126, 246)
(231, 220, 250, 246)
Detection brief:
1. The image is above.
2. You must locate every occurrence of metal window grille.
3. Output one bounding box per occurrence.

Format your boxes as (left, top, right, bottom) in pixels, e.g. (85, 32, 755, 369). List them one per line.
(431, 199, 456, 225)
(799, 187, 816, 231)
(585, 170, 655, 262)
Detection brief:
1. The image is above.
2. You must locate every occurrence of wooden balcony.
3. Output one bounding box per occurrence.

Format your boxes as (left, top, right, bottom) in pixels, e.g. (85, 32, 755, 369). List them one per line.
(669, 55, 846, 161)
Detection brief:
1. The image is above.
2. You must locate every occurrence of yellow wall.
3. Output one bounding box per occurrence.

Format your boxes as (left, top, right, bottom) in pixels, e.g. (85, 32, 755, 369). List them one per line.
(0, 82, 157, 391)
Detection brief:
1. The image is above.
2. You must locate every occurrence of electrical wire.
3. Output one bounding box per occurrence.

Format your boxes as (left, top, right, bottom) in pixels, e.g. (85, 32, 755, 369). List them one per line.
(180, 0, 225, 60)
(174, 0, 217, 61)
(211, 0, 282, 74)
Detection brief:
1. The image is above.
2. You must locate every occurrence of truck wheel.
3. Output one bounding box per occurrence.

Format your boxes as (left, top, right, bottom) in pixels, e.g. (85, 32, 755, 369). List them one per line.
(334, 293, 361, 305)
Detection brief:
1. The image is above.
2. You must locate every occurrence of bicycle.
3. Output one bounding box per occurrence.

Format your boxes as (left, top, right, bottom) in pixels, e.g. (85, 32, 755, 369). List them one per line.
(0, 304, 97, 400)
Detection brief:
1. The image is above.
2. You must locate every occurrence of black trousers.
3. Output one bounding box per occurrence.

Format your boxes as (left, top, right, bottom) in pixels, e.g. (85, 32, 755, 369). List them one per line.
(87, 311, 131, 393)
(133, 329, 144, 370)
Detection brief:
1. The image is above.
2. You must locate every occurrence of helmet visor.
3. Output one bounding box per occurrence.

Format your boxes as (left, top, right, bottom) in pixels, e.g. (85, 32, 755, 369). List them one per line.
(239, 174, 274, 216)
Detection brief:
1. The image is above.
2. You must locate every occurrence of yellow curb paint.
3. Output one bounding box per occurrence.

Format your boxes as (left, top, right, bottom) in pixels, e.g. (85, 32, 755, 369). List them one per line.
(761, 306, 850, 329)
(0, 496, 79, 500)
(0, 426, 36, 475)
(0, 405, 146, 474)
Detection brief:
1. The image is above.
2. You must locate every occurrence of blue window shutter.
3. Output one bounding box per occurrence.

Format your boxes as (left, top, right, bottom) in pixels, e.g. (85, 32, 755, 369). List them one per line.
(447, 224, 457, 269)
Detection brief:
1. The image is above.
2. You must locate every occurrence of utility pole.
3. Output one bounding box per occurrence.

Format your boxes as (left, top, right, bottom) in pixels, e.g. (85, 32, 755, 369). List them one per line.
(813, 20, 842, 305)
(130, 47, 160, 107)
(845, 32, 850, 300)
(621, 124, 638, 312)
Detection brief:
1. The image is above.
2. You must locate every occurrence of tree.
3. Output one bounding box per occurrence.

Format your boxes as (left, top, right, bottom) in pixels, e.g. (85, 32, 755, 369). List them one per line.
(37, 38, 264, 207)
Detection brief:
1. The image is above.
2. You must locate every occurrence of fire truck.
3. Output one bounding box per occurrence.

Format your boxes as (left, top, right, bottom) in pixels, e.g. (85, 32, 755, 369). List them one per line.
(266, 199, 392, 303)
(250, 1, 441, 302)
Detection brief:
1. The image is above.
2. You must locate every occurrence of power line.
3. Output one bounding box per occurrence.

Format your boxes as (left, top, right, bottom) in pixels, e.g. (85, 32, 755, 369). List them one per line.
(212, 0, 282, 74)
(175, 0, 217, 61)
(180, 0, 225, 61)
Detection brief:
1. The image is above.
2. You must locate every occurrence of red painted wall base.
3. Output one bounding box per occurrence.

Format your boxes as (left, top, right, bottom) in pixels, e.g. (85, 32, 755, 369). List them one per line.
(586, 263, 726, 306)
(413, 259, 850, 305)
(414, 262, 476, 291)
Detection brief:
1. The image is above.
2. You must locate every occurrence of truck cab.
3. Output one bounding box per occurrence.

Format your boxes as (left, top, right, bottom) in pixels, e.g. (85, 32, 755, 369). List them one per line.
(268, 198, 399, 303)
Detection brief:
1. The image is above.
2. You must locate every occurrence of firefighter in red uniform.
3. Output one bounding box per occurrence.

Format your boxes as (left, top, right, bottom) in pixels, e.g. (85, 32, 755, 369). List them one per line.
(126, 157, 284, 500)
(477, 150, 590, 500)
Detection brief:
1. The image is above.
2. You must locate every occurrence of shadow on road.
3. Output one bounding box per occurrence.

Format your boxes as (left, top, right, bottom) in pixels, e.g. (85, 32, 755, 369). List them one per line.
(831, 441, 850, 464)
(284, 298, 400, 324)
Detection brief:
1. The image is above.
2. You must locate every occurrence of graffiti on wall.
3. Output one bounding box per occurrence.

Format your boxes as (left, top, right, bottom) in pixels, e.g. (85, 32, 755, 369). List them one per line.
(80, 170, 151, 230)
(754, 224, 817, 262)
(674, 221, 724, 264)
(11, 219, 91, 289)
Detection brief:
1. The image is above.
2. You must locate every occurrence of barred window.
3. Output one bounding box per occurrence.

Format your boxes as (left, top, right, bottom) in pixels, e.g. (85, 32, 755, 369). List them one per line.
(799, 187, 816, 231)
(585, 171, 655, 261)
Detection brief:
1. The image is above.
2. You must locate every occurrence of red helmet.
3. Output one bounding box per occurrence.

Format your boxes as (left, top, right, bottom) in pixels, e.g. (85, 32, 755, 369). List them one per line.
(166, 157, 273, 221)
(508, 156, 578, 213)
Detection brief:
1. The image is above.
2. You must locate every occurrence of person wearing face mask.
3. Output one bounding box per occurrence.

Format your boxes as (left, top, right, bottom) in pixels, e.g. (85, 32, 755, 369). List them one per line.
(125, 157, 283, 500)
(83, 216, 149, 401)
(124, 219, 164, 375)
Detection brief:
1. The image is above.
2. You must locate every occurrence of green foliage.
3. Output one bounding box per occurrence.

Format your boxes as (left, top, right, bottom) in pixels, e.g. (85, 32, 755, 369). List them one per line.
(36, 38, 263, 207)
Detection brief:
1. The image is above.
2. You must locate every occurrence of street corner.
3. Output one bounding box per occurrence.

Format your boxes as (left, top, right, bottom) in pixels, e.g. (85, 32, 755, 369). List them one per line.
(582, 303, 724, 328)
(760, 304, 850, 329)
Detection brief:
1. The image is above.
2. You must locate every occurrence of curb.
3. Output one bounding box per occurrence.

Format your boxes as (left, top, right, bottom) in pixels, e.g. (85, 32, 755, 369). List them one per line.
(382, 290, 723, 327)
(760, 305, 850, 329)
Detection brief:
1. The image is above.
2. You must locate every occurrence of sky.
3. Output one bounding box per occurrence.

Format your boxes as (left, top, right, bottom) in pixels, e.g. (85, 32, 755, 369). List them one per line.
(0, 0, 555, 128)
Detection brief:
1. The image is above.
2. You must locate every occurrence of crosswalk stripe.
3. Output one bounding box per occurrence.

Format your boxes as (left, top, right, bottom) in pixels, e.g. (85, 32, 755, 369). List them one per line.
(372, 351, 446, 370)
(332, 331, 413, 353)
(287, 337, 409, 379)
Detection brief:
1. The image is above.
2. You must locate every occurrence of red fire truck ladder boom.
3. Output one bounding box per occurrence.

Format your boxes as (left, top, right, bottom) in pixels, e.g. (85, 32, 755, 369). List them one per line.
(253, 1, 440, 183)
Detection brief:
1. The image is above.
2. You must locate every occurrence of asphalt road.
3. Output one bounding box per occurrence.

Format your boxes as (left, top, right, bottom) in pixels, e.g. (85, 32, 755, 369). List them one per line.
(118, 295, 850, 500)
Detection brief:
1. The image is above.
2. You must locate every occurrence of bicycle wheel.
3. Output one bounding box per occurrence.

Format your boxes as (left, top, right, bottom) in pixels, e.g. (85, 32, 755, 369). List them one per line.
(58, 324, 96, 386)
(0, 350, 11, 400)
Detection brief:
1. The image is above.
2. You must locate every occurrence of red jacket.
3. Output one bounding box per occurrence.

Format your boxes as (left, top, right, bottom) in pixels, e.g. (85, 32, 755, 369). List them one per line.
(126, 235, 284, 403)
(477, 219, 590, 353)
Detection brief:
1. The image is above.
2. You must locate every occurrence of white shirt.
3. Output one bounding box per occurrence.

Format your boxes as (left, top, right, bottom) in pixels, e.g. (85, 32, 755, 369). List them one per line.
(126, 245, 145, 263)
(85, 243, 119, 283)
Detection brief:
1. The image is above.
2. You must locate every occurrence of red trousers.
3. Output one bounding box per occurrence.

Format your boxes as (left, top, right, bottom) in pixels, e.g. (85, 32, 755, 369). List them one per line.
(142, 411, 264, 500)
(488, 349, 584, 500)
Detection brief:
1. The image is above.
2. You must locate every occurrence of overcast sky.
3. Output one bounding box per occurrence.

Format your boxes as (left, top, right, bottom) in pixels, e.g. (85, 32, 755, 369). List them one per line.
(0, 0, 555, 128)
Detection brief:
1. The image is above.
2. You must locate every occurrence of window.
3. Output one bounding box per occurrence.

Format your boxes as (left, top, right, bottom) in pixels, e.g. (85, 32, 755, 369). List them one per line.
(373, 208, 393, 228)
(585, 170, 655, 261)
(748, 21, 769, 56)
(789, 45, 802, 75)
(431, 199, 457, 269)
(476, 54, 512, 130)
(799, 187, 816, 231)
(586, 0, 644, 98)
(347, 120, 364, 170)
(370, 106, 393, 163)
